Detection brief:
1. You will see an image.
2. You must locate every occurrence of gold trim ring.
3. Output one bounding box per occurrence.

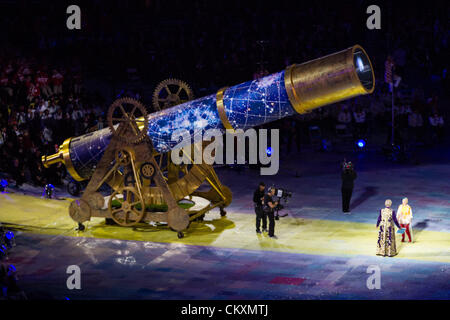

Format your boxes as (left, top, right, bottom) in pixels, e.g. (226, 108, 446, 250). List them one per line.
(284, 45, 375, 115)
(216, 87, 235, 133)
(41, 137, 84, 181)
(284, 64, 303, 114)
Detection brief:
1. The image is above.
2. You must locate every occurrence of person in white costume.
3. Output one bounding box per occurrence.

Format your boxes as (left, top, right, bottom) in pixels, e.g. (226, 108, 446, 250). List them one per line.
(397, 198, 413, 242)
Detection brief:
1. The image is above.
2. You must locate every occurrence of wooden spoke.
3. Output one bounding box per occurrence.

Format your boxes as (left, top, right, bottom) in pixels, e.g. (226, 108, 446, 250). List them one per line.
(107, 97, 149, 144)
(119, 104, 128, 118)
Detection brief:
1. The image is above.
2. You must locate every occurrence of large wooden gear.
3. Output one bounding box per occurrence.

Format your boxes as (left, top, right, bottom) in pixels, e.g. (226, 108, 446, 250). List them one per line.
(71, 93, 232, 238)
(107, 97, 149, 144)
(152, 78, 194, 111)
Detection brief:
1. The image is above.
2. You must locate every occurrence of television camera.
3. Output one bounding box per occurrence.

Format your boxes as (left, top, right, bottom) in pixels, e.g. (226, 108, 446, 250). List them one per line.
(272, 187, 292, 220)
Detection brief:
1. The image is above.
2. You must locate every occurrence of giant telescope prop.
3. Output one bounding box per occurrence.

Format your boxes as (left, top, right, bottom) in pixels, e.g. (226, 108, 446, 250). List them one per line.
(43, 45, 374, 238)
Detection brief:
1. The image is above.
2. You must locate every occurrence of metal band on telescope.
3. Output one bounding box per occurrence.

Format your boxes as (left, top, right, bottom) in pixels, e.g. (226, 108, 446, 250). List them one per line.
(284, 44, 375, 115)
(216, 87, 235, 133)
(284, 64, 304, 115)
(41, 137, 84, 181)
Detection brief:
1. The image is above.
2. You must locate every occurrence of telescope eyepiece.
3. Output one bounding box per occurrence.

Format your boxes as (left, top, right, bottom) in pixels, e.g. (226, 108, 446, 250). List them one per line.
(353, 47, 374, 92)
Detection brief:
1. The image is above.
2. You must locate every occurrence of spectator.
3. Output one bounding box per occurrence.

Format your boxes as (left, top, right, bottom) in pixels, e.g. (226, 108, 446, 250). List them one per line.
(51, 70, 64, 95)
(42, 126, 53, 144)
(353, 106, 367, 138)
(408, 109, 424, 143)
(36, 70, 52, 98)
(337, 106, 352, 125)
(429, 111, 445, 143)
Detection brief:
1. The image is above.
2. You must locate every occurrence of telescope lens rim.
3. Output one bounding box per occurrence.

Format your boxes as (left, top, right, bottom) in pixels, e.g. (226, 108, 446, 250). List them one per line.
(352, 46, 375, 93)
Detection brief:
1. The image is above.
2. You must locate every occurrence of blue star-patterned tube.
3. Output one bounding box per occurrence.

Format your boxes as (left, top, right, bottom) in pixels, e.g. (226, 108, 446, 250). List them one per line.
(222, 71, 293, 131)
(44, 45, 375, 180)
(67, 71, 291, 179)
(146, 71, 291, 152)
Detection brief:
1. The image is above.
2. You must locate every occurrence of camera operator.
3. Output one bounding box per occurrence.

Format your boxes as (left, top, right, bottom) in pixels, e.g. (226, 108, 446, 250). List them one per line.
(263, 187, 279, 239)
(341, 160, 357, 213)
(253, 182, 267, 234)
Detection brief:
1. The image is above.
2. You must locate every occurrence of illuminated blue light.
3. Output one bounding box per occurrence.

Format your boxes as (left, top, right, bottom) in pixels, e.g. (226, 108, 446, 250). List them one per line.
(266, 147, 272, 156)
(357, 139, 366, 148)
(5, 231, 14, 240)
(0, 179, 8, 187)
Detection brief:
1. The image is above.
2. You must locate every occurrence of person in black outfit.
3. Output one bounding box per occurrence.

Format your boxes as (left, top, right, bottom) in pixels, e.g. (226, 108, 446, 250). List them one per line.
(341, 161, 357, 213)
(264, 187, 279, 238)
(253, 182, 266, 234)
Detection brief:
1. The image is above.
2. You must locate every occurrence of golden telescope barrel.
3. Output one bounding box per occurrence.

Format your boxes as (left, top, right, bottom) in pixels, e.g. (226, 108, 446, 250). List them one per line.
(42, 45, 374, 181)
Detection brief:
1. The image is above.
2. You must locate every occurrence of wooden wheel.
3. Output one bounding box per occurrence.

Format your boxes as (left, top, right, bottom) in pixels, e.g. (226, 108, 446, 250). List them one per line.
(115, 149, 131, 166)
(140, 162, 155, 179)
(108, 187, 145, 226)
(69, 199, 91, 223)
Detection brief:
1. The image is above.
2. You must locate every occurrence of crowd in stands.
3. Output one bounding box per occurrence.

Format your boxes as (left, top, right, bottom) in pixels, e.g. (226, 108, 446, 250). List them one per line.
(275, 86, 446, 154)
(0, 52, 107, 188)
(0, 0, 447, 188)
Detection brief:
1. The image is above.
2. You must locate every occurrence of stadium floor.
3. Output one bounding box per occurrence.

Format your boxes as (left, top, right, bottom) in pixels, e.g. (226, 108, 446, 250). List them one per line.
(1, 149, 449, 299)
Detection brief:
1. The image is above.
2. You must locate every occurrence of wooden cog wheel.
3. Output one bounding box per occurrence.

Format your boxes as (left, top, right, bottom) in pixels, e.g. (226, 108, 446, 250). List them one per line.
(108, 187, 145, 226)
(152, 78, 194, 111)
(107, 97, 149, 144)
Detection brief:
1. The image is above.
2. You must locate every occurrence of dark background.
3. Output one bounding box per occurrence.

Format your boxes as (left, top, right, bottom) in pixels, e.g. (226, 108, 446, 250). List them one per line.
(0, 0, 447, 94)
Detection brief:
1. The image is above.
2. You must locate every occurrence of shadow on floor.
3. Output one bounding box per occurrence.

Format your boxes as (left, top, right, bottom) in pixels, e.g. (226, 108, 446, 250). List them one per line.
(410, 219, 428, 242)
(350, 186, 378, 210)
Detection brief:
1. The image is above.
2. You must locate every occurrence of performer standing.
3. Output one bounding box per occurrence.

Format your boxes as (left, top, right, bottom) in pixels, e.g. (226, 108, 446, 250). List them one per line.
(341, 161, 357, 213)
(264, 187, 279, 239)
(253, 182, 266, 234)
(376, 199, 402, 257)
(397, 197, 413, 242)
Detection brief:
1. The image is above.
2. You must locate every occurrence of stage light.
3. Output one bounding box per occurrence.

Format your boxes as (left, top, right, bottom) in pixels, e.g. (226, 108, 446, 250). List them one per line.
(357, 139, 366, 148)
(0, 179, 8, 192)
(2, 230, 15, 249)
(266, 147, 272, 156)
